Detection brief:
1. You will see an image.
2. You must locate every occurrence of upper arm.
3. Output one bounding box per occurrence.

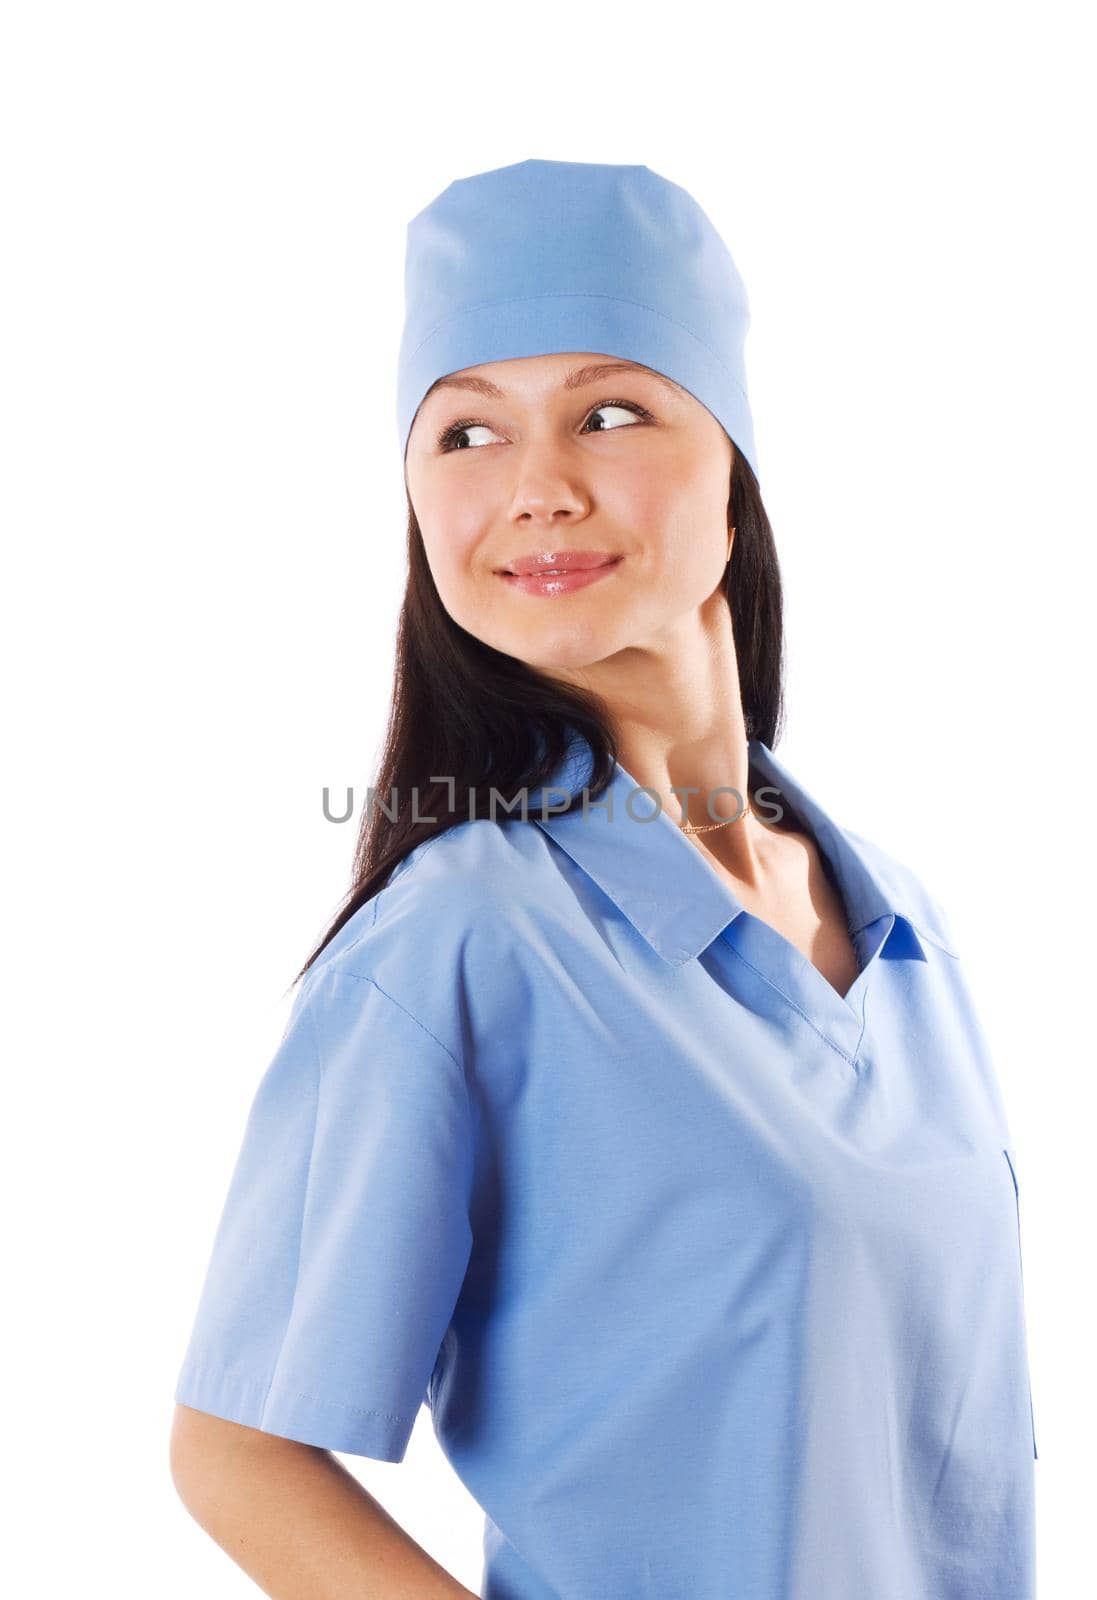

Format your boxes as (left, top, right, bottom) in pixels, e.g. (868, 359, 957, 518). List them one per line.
(172, 965, 477, 1464)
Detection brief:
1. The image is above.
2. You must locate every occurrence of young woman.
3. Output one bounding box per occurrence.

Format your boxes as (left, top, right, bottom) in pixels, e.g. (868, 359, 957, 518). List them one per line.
(170, 158, 1038, 1600)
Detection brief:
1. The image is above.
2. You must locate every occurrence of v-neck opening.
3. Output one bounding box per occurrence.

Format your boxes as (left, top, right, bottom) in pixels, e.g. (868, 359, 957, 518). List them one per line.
(722, 909, 897, 1066)
(682, 762, 898, 1056)
(738, 774, 876, 1013)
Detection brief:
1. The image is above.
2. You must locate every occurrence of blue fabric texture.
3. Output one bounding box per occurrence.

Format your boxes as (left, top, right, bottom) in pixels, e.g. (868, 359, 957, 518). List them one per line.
(174, 733, 1037, 1599)
(396, 158, 760, 481)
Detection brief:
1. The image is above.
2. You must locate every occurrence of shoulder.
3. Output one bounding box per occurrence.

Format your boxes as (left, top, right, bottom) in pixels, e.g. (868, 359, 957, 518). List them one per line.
(356, 815, 560, 954)
(837, 823, 960, 956)
(298, 817, 565, 1049)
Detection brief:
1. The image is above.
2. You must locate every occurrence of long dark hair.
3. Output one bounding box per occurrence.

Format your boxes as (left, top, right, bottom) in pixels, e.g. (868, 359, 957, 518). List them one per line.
(294, 450, 785, 984)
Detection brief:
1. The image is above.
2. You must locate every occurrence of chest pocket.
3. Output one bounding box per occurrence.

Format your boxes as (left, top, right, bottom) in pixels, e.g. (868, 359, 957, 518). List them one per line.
(1003, 1146, 1039, 1460)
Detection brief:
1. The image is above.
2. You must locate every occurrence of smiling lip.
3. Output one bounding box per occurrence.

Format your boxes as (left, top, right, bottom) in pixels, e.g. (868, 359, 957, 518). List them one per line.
(500, 550, 620, 575)
(496, 550, 624, 596)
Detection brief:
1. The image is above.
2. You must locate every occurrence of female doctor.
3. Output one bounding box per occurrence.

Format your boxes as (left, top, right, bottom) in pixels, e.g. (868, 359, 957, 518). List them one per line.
(170, 158, 1038, 1600)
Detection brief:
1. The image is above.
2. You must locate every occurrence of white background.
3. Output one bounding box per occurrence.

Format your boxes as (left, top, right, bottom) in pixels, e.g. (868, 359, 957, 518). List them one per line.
(3, 2, 1091, 1595)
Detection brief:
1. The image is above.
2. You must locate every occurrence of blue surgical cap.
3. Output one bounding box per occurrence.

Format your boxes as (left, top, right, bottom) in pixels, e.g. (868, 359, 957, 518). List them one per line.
(396, 158, 760, 483)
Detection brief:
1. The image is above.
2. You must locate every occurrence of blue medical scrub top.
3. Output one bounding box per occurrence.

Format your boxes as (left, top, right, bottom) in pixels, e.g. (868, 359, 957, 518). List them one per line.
(174, 734, 1037, 1599)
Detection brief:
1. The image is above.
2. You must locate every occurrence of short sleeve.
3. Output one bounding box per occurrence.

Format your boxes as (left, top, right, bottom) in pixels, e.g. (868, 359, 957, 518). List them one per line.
(173, 963, 476, 1462)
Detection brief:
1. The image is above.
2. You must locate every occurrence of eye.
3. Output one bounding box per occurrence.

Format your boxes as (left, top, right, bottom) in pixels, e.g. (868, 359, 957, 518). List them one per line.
(582, 400, 651, 433)
(435, 398, 653, 453)
(435, 420, 499, 452)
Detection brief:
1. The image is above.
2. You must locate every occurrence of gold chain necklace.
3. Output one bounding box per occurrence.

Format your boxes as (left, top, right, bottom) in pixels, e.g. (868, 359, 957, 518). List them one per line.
(680, 802, 754, 835)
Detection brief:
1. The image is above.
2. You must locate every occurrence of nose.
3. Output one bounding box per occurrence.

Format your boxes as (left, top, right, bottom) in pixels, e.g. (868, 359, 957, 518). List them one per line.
(508, 452, 591, 526)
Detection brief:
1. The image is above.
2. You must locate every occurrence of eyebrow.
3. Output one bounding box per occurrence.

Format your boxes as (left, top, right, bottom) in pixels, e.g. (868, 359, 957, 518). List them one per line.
(424, 360, 685, 403)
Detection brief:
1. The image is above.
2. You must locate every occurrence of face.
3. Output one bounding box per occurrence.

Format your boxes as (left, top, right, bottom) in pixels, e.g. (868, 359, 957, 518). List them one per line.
(403, 352, 736, 683)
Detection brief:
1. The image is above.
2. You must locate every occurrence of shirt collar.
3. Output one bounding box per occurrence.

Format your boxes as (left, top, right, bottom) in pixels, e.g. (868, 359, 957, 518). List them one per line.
(529, 732, 958, 966)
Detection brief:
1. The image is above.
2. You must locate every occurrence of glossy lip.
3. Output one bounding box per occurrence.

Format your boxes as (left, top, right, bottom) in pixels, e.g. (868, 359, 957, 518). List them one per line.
(495, 552, 624, 597)
(495, 550, 621, 576)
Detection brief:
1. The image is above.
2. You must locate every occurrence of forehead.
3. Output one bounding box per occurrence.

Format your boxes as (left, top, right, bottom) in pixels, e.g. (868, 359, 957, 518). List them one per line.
(421, 355, 687, 405)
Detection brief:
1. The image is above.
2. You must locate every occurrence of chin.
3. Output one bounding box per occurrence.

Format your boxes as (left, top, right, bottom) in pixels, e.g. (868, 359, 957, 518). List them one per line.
(459, 607, 633, 675)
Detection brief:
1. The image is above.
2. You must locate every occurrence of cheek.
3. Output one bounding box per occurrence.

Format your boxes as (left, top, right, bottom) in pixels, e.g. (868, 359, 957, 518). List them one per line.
(611, 458, 716, 541)
(419, 505, 483, 596)
(619, 470, 726, 587)
(605, 461, 670, 530)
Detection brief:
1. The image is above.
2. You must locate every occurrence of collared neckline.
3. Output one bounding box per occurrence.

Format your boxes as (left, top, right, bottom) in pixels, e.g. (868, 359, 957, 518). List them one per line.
(530, 732, 958, 966)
